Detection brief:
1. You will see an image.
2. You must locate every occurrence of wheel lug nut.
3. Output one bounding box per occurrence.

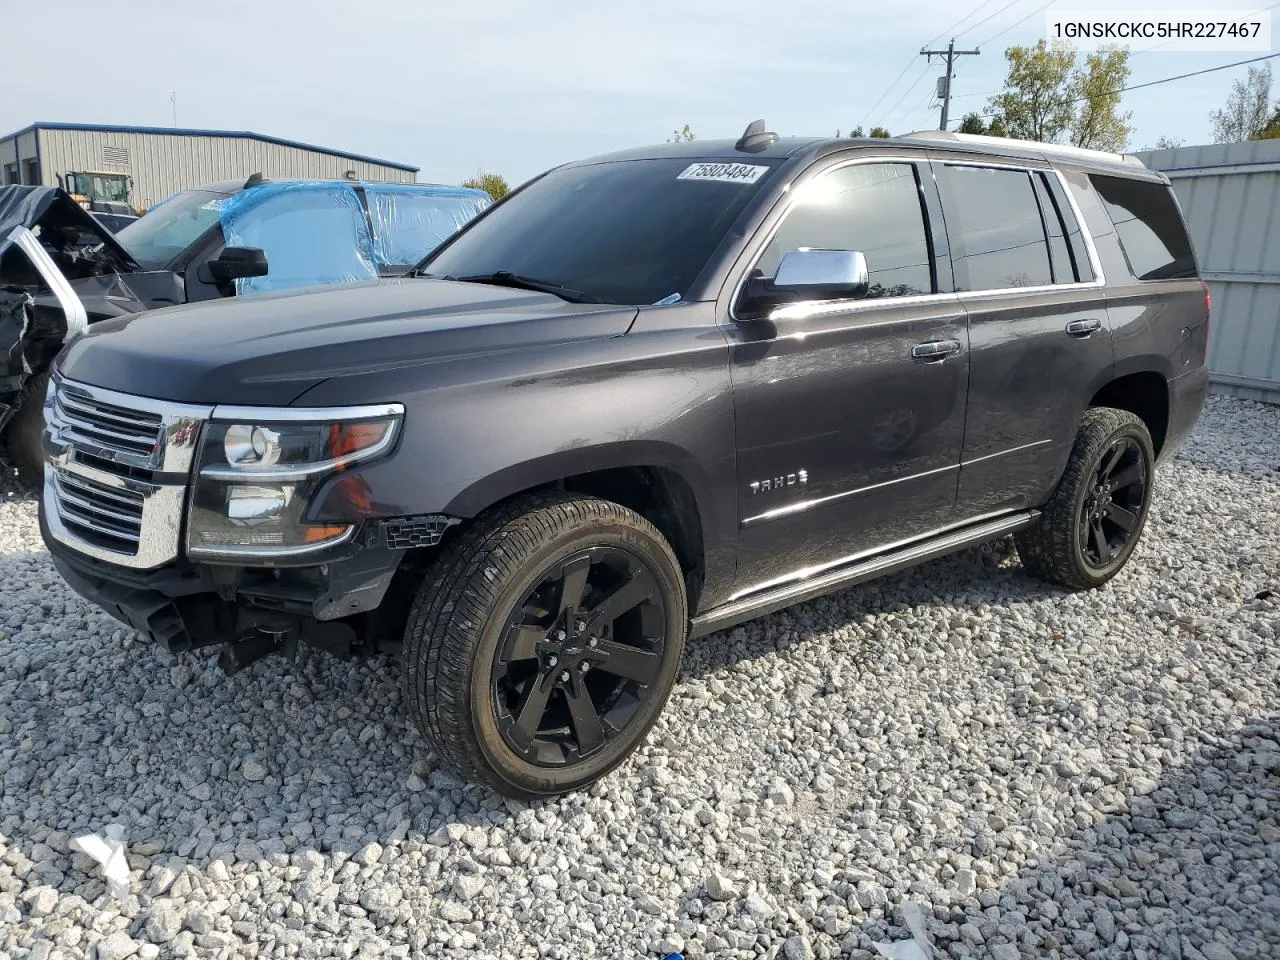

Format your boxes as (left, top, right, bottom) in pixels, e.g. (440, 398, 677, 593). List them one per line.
(554, 630, 566, 642)
(559, 670, 571, 682)
(580, 661, 591, 673)
(546, 655, 558, 668)
(588, 637, 598, 648)
(574, 619, 587, 633)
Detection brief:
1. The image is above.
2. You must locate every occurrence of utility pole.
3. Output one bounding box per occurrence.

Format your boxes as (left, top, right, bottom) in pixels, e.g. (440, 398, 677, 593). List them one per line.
(920, 39, 980, 131)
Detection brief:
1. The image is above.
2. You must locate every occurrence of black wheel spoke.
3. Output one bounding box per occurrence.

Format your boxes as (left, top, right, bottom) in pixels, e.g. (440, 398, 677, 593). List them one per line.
(594, 639, 661, 684)
(1109, 461, 1143, 490)
(1108, 503, 1139, 533)
(564, 681, 606, 755)
(1088, 517, 1107, 561)
(586, 570, 652, 627)
(513, 675, 554, 745)
(557, 556, 591, 619)
(501, 624, 546, 662)
(1100, 441, 1125, 478)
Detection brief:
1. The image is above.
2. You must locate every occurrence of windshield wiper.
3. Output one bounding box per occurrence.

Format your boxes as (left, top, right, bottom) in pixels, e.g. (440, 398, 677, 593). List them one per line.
(448, 271, 602, 304)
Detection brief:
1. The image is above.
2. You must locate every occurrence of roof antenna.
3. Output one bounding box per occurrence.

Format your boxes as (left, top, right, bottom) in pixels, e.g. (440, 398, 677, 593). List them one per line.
(243, 172, 268, 188)
(735, 119, 778, 153)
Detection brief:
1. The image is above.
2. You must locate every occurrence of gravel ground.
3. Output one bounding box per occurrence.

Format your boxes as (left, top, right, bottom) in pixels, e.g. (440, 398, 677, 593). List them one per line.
(1, 395, 1278, 960)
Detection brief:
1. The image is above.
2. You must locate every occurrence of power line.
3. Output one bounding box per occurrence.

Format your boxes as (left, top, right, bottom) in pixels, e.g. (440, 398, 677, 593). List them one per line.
(924, 0, 998, 48)
(955, 0, 1025, 42)
(881, 61, 935, 130)
(949, 52, 1280, 125)
(864, 56, 923, 125)
(976, 0, 1055, 48)
(864, 0, 1008, 128)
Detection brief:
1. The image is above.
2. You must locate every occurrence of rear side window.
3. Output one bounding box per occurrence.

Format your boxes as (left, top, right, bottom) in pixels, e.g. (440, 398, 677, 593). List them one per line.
(937, 166, 1053, 290)
(755, 162, 934, 298)
(1090, 175, 1196, 281)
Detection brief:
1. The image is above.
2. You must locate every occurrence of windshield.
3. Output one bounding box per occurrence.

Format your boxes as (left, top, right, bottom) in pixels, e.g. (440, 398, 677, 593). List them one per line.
(114, 189, 230, 269)
(421, 158, 781, 304)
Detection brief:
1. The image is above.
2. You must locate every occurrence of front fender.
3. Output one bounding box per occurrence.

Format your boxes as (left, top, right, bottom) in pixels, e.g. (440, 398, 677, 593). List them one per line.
(301, 303, 740, 605)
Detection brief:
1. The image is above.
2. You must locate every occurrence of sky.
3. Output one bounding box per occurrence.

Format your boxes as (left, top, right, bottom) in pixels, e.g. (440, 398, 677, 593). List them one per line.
(3, 0, 1274, 188)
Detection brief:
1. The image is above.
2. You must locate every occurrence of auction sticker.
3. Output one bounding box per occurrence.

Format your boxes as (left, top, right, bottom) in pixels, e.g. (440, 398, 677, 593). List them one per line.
(677, 162, 769, 184)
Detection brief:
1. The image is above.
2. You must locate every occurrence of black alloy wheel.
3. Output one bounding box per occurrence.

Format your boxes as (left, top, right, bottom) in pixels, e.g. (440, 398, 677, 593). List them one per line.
(1016, 406, 1156, 591)
(492, 547, 667, 766)
(402, 494, 687, 797)
(1080, 435, 1148, 570)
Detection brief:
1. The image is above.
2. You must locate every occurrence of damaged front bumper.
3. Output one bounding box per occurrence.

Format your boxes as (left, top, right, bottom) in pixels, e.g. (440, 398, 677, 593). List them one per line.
(42, 503, 414, 671)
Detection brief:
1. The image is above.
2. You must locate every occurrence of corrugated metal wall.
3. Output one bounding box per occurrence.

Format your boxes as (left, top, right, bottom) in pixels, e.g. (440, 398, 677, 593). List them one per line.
(34, 129, 416, 210)
(1135, 140, 1280, 404)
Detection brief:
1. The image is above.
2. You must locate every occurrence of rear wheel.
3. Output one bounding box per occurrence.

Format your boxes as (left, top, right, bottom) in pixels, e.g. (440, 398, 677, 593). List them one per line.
(402, 494, 687, 797)
(1016, 407, 1155, 590)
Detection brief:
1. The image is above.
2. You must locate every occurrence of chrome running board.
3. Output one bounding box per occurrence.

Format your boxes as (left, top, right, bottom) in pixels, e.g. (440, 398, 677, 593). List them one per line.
(689, 510, 1038, 638)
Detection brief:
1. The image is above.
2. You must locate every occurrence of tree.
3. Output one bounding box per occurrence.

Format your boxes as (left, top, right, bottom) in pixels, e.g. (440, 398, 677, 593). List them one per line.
(668, 124, 696, 143)
(1072, 47, 1132, 151)
(461, 171, 510, 202)
(987, 41, 1077, 143)
(1255, 109, 1280, 139)
(986, 41, 1131, 150)
(1210, 65, 1272, 142)
(849, 125, 865, 138)
(958, 112, 988, 134)
(868, 126, 891, 138)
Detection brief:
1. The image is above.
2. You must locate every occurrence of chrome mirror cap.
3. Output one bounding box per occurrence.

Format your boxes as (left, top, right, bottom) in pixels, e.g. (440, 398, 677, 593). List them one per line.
(773, 249, 869, 297)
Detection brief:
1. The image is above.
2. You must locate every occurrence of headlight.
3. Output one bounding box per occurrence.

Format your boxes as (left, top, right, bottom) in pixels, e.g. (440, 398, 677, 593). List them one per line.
(186, 404, 403, 560)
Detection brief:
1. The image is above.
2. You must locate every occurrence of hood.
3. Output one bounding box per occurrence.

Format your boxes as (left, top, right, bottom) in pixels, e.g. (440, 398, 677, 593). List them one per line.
(57, 278, 639, 405)
(0, 186, 140, 275)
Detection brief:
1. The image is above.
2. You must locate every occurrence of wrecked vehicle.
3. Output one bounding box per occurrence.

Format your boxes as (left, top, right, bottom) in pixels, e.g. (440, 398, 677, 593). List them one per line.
(0, 178, 490, 485)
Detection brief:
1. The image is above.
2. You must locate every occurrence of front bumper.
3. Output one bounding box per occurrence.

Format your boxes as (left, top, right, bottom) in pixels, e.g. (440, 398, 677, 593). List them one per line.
(42, 502, 407, 652)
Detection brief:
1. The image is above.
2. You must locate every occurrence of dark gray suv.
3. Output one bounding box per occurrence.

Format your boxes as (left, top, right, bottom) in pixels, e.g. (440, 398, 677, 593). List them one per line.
(41, 124, 1208, 796)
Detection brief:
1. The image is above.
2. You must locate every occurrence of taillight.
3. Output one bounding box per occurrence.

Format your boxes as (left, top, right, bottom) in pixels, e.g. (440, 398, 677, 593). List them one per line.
(1201, 280, 1212, 361)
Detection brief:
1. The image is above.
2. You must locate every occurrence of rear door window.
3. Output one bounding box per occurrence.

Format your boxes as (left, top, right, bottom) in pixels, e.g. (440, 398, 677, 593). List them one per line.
(936, 165, 1054, 291)
(1089, 174, 1196, 280)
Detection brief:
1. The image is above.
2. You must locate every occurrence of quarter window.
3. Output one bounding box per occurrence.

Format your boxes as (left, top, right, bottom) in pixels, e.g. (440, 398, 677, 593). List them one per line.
(938, 166, 1053, 291)
(1090, 174, 1196, 281)
(754, 162, 934, 300)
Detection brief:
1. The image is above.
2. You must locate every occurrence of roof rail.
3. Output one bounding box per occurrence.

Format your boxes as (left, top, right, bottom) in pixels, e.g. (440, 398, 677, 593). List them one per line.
(896, 130, 1146, 168)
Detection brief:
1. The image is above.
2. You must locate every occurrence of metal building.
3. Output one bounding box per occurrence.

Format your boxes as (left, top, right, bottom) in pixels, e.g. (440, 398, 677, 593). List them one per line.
(1136, 139, 1280, 404)
(0, 121, 418, 212)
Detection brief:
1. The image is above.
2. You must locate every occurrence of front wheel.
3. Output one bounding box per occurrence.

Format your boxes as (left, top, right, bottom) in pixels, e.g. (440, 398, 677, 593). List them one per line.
(1016, 407, 1156, 590)
(402, 494, 688, 797)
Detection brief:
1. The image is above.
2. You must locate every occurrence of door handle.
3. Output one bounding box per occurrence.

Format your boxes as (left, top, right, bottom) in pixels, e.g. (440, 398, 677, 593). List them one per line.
(911, 339, 963, 362)
(1066, 318, 1103, 338)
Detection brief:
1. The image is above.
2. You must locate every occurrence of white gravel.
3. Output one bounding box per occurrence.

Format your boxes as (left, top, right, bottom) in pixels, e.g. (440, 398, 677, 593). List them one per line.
(2, 395, 1278, 960)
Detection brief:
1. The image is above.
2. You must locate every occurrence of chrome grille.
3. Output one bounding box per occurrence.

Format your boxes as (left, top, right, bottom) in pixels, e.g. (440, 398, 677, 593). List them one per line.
(54, 384, 163, 461)
(53, 469, 144, 551)
(44, 375, 213, 569)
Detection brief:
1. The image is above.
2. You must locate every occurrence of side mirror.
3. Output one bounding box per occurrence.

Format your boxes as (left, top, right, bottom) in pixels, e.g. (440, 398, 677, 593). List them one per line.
(206, 246, 268, 282)
(739, 249, 869, 319)
(773, 249, 869, 298)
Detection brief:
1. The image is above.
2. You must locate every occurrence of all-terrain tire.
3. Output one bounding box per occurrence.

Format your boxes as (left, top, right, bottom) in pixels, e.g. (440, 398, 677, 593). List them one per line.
(1016, 406, 1156, 590)
(5, 372, 49, 491)
(402, 493, 687, 797)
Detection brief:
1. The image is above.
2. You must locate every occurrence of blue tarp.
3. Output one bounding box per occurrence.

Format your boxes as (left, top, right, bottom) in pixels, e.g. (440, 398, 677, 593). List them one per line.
(218, 180, 490, 295)
(365, 183, 490, 268)
(219, 182, 375, 295)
